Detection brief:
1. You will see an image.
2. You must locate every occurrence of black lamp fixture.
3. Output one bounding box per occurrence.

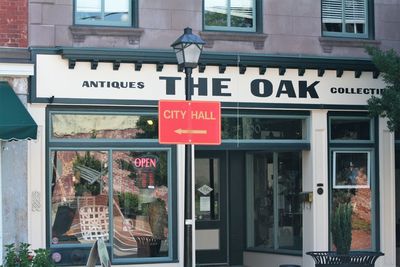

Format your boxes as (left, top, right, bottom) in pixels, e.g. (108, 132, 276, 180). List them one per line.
(171, 27, 205, 267)
(171, 27, 205, 69)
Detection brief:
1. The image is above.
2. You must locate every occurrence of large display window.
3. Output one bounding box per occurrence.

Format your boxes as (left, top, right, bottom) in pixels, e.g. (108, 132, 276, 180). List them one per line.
(47, 109, 176, 265)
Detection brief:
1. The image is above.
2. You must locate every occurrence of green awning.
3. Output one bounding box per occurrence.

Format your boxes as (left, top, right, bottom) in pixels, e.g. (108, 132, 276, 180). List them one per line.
(0, 81, 37, 141)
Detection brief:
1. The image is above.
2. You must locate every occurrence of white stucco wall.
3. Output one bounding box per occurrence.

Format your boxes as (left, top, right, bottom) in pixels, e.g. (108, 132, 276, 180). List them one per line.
(27, 104, 46, 250)
(377, 118, 396, 267)
(0, 69, 33, 260)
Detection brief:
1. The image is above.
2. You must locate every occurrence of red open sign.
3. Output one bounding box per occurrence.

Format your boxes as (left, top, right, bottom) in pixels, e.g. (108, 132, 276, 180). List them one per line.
(133, 157, 157, 168)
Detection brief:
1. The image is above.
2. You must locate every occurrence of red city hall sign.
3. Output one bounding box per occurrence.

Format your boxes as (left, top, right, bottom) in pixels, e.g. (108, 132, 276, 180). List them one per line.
(158, 100, 221, 145)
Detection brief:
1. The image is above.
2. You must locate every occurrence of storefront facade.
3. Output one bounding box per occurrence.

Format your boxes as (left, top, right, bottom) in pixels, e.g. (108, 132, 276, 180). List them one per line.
(27, 47, 395, 267)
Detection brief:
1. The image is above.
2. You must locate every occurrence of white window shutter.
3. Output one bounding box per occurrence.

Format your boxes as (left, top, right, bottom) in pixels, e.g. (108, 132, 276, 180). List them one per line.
(105, 0, 129, 13)
(231, 0, 254, 19)
(76, 0, 101, 12)
(322, 0, 343, 24)
(344, 0, 366, 24)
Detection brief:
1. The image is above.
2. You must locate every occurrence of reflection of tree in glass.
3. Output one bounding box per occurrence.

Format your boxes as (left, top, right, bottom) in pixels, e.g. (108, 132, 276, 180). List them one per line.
(73, 152, 105, 196)
(205, 7, 253, 28)
(117, 192, 139, 217)
(221, 117, 239, 139)
(205, 11, 227, 26)
(148, 198, 168, 240)
(134, 116, 158, 139)
(231, 14, 253, 28)
(115, 158, 137, 179)
(90, 129, 97, 139)
(154, 152, 168, 187)
(337, 166, 355, 185)
(333, 189, 355, 209)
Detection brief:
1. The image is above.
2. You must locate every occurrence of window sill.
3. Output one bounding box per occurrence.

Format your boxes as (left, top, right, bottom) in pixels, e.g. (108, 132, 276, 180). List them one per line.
(69, 26, 144, 44)
(319, 37, 381, 53)
(199, 31, 268, 50)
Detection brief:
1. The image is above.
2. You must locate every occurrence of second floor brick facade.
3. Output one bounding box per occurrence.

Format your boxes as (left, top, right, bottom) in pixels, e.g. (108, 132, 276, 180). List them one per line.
(27, 0, 400, 58)
(0, 0, 28, 47)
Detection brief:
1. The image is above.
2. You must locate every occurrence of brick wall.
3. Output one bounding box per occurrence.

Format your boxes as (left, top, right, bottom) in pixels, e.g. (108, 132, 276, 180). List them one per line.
(0, 0, 28, 47)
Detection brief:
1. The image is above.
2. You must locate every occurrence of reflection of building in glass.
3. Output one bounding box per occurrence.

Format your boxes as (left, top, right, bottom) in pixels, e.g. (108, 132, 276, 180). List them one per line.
(50, 146, 169, 259)
(351, 172, 372, 250)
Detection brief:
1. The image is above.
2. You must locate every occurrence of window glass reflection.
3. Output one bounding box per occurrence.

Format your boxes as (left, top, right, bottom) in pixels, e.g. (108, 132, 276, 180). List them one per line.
(331, 118, 371, 140)
(204, 0, 228, 27)
(230, 0, 254, 28)
(76, 0, 130, 25)
(50, 150, 109, 245)
(49, 149, 170, 259)
(195, 158, 220, 221)
(247, 152, 302, 252)
(222, 117, 304, 140)
(332, 151, 372, 250)
(277, 153, 302, 250)
(112, 151, 169, 258)
(250, 152, 274, 249)
(51, 114, 158, 139)
(204, 0, 255, 31)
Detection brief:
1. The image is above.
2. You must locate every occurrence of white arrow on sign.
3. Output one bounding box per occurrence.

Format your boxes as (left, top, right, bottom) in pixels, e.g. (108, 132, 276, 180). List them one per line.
(174, 129, 208, 135)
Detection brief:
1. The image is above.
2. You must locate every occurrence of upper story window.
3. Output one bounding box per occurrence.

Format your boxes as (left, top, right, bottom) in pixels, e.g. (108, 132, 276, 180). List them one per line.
(322, 0, 369, 38)
(75, 0, 134, 27)
(204, 0, 257, 32)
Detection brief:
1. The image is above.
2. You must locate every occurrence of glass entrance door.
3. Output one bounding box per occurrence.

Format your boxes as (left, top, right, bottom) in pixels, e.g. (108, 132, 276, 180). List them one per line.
(195, 151, 227, 265)
(246, 151, 302, 253)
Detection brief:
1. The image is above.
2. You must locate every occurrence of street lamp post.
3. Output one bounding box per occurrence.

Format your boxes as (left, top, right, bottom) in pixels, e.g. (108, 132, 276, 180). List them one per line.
(171, 27, 205, 267)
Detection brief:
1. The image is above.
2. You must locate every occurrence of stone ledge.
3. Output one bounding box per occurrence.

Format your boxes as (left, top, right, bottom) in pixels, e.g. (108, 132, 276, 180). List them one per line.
(29, 0, 55, 3)
(0, 48, 31, 62)
(69, 26, 144, 44)
(319, 37, 381, 53)
(199, 31, 268, 50)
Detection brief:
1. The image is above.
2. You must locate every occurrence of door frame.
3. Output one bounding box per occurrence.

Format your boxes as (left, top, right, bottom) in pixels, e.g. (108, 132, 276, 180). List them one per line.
(195, 150, 228, 266)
